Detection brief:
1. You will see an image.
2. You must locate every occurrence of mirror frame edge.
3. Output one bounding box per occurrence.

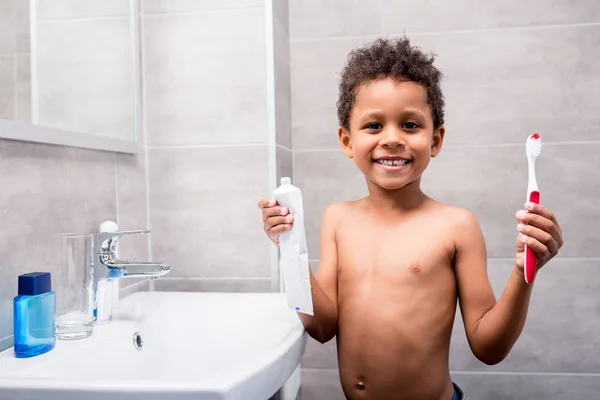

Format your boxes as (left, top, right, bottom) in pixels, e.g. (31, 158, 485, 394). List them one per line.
(0, 119, 140, 154)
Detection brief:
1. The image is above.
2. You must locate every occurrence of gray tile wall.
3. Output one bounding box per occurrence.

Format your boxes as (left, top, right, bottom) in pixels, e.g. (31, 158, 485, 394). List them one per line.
(142, 0, 274, 293)
(0, 139, 149, 352)
(290, 1, 600, 399)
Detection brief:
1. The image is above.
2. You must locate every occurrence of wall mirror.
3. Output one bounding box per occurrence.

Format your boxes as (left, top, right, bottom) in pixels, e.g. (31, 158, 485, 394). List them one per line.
(0, 0, 140, 153)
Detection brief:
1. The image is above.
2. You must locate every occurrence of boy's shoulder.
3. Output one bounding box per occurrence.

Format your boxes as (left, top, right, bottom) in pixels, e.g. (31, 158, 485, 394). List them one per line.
(321, 200, 357, 220)
(427, 200, 481, 231)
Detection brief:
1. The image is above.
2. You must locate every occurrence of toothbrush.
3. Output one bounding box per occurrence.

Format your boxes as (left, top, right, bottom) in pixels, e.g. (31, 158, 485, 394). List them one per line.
(524, 133, 542, 284)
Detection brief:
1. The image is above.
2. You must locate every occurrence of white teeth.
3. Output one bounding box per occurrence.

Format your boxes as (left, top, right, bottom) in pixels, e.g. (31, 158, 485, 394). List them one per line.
(376, 159, 409, 166)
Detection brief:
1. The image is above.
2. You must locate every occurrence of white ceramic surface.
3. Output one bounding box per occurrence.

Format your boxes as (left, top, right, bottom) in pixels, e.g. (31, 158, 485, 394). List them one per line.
(0, 291, 307, 400)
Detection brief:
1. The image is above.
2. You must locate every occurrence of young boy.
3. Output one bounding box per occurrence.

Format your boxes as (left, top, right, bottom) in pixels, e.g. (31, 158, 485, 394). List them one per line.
(258, 37, 563, 400)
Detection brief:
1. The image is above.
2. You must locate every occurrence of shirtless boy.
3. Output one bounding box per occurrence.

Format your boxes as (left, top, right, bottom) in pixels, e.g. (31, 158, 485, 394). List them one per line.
(257, 37, 564, 400)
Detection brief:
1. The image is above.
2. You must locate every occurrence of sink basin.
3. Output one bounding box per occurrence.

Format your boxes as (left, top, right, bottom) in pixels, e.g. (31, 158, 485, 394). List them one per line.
(0, 291, 307, 400)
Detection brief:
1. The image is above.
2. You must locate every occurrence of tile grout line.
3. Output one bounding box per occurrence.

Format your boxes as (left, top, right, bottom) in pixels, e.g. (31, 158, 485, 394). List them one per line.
(0, 52, 31, 57)
(291, 21, 600, 43)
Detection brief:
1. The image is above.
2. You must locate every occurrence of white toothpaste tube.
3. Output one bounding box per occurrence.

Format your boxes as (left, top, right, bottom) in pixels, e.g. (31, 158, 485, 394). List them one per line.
(273, 177, 313, 315)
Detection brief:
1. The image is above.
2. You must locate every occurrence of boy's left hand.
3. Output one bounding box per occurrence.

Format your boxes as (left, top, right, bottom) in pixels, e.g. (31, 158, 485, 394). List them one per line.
(515, 202, 563, 272)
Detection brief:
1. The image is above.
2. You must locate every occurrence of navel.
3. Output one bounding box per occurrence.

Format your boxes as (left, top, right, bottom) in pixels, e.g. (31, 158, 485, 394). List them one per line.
(410, 263, 421, 273)
(356, 381, 365, 390)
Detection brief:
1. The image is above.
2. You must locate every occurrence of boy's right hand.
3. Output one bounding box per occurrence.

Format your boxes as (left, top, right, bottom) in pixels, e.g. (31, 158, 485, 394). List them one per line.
(257, 199, 294, 247)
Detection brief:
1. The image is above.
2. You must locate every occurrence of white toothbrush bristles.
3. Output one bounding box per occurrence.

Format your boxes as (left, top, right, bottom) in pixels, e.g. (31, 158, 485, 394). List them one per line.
(526, 133, 542, 157)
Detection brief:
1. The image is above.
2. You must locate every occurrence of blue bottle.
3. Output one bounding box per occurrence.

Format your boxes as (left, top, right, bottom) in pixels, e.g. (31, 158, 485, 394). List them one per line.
(13, 272, 56, 358)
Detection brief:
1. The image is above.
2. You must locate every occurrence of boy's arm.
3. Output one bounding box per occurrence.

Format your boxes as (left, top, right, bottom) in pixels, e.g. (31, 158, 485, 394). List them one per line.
(297, 204, 340, 344)
(454, 209, 533, 365)
(455, 204, 562, 365)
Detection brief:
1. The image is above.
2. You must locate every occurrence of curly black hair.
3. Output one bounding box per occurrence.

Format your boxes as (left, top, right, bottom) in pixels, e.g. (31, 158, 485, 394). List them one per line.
(337, 37, 445, 130)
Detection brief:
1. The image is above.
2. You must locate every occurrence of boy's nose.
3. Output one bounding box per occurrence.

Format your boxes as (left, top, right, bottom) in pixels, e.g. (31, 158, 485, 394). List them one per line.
(380, 127, 405, 148)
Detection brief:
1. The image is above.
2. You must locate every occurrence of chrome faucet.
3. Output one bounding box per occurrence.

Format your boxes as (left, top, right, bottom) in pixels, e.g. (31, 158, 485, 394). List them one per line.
(91, 229, 170, 324)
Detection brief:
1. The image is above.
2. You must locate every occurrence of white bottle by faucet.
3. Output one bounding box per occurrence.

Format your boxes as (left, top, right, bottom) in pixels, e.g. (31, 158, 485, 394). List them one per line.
(98, 221, 120, 323)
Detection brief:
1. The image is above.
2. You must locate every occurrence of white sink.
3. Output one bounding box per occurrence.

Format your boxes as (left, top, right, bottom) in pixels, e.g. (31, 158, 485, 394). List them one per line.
(0, 291, 307, 400)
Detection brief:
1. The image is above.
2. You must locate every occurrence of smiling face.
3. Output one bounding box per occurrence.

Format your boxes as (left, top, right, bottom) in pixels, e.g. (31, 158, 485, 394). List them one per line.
(338, 77, 445, 191)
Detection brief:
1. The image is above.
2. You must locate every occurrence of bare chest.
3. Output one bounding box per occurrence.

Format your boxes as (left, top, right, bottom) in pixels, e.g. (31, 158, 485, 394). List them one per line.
(335, 218, 456, 291)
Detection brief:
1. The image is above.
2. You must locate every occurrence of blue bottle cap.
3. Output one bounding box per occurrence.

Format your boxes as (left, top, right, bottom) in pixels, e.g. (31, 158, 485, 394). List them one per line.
(18, 272, 52, 296)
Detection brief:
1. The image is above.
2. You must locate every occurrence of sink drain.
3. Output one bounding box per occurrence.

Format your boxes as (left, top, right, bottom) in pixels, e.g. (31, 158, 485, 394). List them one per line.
(133, 332, 143, 351)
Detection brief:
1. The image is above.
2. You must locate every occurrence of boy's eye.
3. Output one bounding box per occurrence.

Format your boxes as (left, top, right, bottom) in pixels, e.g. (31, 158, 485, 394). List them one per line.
(402, 121, 420, 130)
(364, 122, 383, 130)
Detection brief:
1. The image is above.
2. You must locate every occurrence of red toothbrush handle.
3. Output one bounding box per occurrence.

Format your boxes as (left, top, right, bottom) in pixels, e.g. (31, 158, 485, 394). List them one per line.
(524, 191, 540, 283)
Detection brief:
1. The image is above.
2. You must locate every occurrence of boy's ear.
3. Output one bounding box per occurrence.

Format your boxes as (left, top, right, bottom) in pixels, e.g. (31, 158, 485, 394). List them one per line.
(431, 126, 445, 158)
(338, 126, 353, 159)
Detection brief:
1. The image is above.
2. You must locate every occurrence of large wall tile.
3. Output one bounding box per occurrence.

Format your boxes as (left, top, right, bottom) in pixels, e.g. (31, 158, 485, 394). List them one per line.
(273, 0, 288, 36)
(0, 139, 116, 345)
(290, 0, 382, 40)
(148, 146, 270, 278)
(0, 0, 14, 55)
(15, 54, 31, 123)
(14, 0, 30, 52)
(153, 277, 271, 292)
(116, 152, 149, 262)
(143, 8, 268, 146)
(34, 17, 134, 140)
(113, 152, 150, 295)
(422, 143, 600, 258)
(299, 368, 345, 400)
(0, 56, 14, 119)
(450, 259, 600, 373)
(381, 0, 600, 37)
(303, 338, 338, 369)
(276, 146, 292, 184)
(290, 0, 600, 40)
(120, 278, 150, 299)
(142, 0, 263, 15)
(274, 19, 291, 149)
(452, 373, 600, 399)
(35, 0, 130, 20)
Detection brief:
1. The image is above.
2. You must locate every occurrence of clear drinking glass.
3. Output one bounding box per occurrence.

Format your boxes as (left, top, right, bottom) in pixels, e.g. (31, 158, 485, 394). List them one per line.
(52, 233, 94, 339)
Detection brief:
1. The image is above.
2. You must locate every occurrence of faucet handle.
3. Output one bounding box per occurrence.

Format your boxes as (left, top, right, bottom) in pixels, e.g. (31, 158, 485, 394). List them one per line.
(94, 229, 149, 242)
(93, 229, 149, 254)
